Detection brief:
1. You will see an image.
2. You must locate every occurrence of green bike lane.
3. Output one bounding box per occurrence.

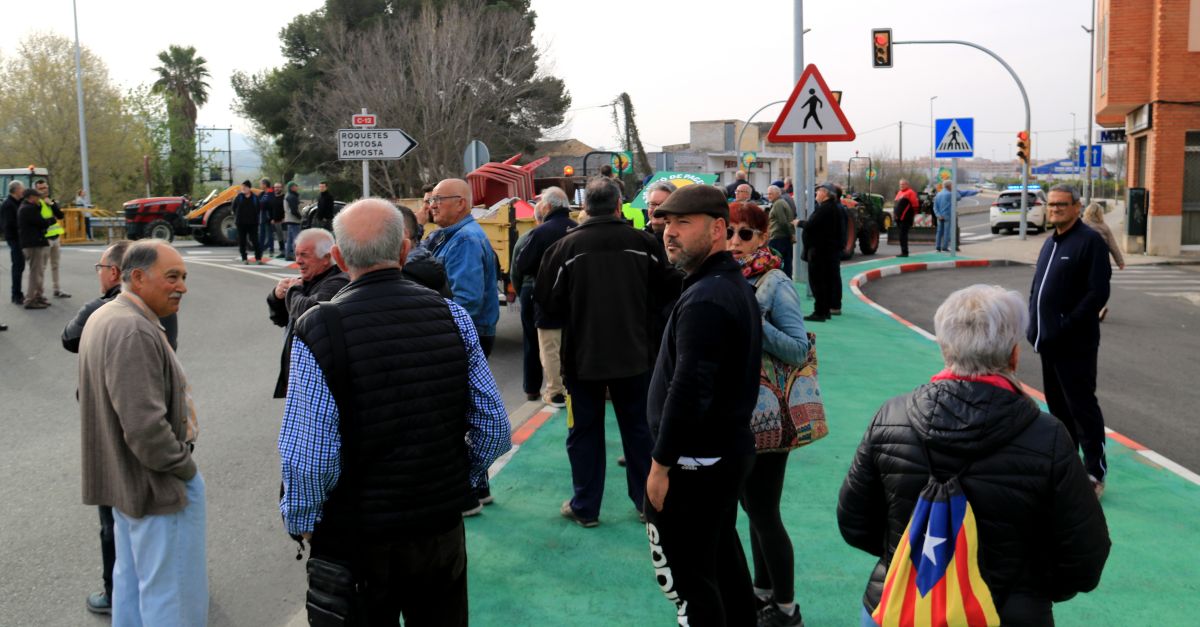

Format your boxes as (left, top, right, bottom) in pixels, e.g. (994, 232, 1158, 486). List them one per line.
(463, 252, 1200, 626)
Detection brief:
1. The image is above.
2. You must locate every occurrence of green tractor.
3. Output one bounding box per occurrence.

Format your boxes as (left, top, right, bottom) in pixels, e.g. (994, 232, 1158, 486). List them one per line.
(840, 191, 885, 260)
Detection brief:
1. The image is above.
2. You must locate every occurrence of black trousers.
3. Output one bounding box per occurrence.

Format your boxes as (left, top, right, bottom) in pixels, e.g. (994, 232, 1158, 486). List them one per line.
(898, 222, 912, 256)
(807, 251, 839, 317)
(236, 224, 261, 261)
(99, 505, 115, 598)
(1041, 346, 1107, 481)
(6, 239, 24, 301)
(769, 237, 793, 278)
(518, 284, 542, 395)
(310, 521, 468, 627)
(740, 452, 794, 605)
(645, 454, 756, 627)
(564, 373, 654, 520)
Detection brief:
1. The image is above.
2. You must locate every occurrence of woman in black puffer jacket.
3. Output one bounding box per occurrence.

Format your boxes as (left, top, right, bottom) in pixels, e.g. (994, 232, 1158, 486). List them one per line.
(838, 284, 1110, 626)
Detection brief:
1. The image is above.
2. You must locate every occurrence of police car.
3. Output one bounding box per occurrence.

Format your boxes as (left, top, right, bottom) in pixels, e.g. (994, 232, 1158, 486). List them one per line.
(989, 186, 1047, 234)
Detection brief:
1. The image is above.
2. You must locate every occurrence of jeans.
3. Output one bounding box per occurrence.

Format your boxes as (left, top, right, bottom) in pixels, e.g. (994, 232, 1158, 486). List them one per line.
(112, 472, 207, 627)
(537, 327, 565, 400)
(285, 223, 301, 258)
(6, 240, 24, 301)
(564, 373, 654, 519)
(518, 284, 543, 396)
(769, 237, 794, 277)
(644, 454, 756, 627)
(309, 521, 468, 627)
(935, 216, 952, 251)
(258, 219, 275, 253)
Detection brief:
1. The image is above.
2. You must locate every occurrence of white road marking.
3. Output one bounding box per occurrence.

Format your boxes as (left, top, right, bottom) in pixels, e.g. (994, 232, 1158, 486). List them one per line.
(186, 259, 281, 281)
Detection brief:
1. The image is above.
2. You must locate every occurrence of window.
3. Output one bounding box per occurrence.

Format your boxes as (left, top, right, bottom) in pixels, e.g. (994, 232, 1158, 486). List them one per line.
(724, 123, 735, 152)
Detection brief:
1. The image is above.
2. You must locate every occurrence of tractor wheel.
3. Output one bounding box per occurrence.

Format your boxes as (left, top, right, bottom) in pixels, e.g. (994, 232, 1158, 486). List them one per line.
(991, 226, 1001, 235)
(147, 220, 175, 243)
(206, 205, 237, 246)
(859, 221, 880, 255)
(193, 231, 210, 245)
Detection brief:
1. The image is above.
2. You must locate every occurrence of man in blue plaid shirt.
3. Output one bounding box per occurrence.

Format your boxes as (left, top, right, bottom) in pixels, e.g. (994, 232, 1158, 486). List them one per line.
(279, 198, 509, 624)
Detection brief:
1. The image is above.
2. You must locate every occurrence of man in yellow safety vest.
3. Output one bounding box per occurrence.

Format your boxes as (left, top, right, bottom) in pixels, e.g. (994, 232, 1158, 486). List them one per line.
(34, 179, 70, 298)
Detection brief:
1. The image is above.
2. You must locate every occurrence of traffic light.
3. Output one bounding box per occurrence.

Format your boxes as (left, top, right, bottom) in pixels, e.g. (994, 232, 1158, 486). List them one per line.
(872, 29, 893, 68)
(1016, 131, 1030, 165)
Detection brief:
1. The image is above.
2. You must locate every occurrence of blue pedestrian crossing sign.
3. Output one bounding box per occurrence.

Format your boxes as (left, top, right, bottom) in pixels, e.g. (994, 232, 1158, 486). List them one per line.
(935, 118, 974, 158)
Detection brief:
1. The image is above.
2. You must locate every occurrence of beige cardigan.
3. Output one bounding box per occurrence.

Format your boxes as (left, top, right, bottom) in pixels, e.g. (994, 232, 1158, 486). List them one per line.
(79, 294, 196, 518)
(1085, 219, 1125, 268)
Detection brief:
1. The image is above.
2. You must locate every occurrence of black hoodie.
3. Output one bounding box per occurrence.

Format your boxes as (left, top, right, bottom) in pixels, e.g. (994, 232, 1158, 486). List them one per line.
(838, 379, 1110, 625)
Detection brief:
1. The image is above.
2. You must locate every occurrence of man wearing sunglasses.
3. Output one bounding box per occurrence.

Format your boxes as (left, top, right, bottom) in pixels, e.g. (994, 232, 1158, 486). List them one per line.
(1027, 184, 1112, 498)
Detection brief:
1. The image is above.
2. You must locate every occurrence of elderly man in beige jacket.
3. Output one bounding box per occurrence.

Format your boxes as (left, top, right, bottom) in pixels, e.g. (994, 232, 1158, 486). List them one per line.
(78, 239, 206, 626)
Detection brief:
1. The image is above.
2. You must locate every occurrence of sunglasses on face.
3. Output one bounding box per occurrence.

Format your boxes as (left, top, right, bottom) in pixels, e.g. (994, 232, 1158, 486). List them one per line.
(726, 227, 760, 241)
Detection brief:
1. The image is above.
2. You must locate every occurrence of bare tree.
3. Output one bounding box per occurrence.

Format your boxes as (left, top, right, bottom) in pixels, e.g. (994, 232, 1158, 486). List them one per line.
(291, 0, 568, 197)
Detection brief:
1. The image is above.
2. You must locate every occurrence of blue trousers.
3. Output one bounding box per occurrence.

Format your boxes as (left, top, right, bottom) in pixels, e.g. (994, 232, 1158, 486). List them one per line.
(769, 237, 794, 277)
(935, 217, 952, 251)
(285, 224, 301, 259)
(258, 220, 275, 253)
(112, 473, 208, 627)
(564, 373, 654, 520)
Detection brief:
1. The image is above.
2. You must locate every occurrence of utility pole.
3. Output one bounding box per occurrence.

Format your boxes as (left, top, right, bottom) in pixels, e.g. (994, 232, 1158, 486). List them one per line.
(71, 0, 91, 205)
(793, 0, 806, 289)
(898, 121, 903, 167)
(929, 96, 937, 186)
(1083, 3, 1096, 203)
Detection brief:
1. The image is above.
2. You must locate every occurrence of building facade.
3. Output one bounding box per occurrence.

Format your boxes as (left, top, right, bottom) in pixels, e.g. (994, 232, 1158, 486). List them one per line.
(1096, 0, 1200, 254)
(652, 120, 826, 193)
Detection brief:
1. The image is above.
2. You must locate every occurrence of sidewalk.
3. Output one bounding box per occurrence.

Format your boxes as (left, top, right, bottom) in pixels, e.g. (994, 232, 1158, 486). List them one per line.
(454, 252, 1200, 626)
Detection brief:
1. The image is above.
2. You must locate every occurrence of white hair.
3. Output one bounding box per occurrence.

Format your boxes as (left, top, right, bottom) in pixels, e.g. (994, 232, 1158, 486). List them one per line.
(332, 198, 406, 271)
(767, 185, 782, 195)
(295, 228, 335, 258)
(934, 284, 1028, 376)
(540, 186, 570, 211)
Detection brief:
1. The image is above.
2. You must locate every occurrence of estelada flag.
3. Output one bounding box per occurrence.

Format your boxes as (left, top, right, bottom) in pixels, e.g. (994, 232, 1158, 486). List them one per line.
(871, 476, 1001, 627)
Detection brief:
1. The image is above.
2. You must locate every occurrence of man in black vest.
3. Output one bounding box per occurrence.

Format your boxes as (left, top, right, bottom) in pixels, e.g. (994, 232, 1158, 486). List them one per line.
(280, 198, 510, 625)
(645, 184, 762, 626)
(266, 228, 348, 398)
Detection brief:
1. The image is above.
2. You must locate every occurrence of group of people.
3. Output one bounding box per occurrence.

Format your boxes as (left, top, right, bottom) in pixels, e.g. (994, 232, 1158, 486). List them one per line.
(0, 178, 72, 331)
(230, 178, 315, 264)
(65, 168, 1117, 626)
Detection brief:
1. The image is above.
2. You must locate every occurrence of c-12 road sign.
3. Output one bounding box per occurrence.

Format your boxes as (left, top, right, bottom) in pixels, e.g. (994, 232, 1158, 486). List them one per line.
(337, 129, 418, 161)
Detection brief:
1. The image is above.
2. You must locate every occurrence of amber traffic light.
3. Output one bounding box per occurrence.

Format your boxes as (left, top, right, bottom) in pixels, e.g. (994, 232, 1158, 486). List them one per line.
(1016, 131, 1030, 164)
(563, 165, 575, 176)
(872, 29, 893, 68)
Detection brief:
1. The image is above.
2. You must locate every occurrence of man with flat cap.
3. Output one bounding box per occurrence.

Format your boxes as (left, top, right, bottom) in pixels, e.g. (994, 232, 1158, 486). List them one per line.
(644, 184, 762, 626)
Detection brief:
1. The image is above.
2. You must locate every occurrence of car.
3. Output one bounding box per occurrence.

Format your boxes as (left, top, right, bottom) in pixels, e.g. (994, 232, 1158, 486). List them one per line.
(300, 200, 347, 229)
(989, 188, 1047, 234)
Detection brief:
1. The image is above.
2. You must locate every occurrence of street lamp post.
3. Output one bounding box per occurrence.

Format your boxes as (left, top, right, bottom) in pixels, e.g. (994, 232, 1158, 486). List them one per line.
(1070, 112, 1077, 152)
(71, 0, 91, 205)
(929, 95, 938, 188)
(1083, 3, 1096, 203)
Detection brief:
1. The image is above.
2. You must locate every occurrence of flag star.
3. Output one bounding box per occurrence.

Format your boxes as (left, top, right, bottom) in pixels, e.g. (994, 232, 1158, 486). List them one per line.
(922, 532, 947, 566)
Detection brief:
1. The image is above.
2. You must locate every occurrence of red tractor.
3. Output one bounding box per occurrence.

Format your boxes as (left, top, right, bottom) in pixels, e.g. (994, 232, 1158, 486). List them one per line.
(123, 196, 193, 242)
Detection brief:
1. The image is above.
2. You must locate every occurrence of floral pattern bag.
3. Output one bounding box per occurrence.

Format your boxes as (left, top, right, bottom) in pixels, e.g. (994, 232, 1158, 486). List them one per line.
(751, 332, 827, 452)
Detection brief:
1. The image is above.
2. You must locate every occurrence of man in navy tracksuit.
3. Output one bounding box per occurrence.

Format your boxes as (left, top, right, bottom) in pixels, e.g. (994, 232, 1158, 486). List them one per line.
(1027, 184, 1112, 497)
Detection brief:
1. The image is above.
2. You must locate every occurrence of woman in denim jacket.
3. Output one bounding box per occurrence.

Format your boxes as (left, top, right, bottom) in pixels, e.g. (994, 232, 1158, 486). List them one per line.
(726, 201, 811, 627)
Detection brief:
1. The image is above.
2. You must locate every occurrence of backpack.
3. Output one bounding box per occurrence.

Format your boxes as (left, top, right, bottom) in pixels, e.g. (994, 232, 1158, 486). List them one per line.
(870, 443, 1000, 627)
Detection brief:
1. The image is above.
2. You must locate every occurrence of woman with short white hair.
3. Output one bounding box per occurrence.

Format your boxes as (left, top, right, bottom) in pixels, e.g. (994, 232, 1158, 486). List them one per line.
(838, 284, 1110, 627)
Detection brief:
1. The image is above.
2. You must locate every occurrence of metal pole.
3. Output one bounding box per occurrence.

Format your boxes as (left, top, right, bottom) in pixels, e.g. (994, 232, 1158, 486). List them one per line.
(950, 158, 958, 257)
(898, 120, 903, 167)
(361, 108, 371, 197)
(226, 129, 233, 186)
(894, 40, 1031, 239)
(1084, 6, 1096, 203)
(71, 0, 92, 205)
(793, 0, 807, 289)
(735, 100, 787, 170)
(929, 96, 937, 187)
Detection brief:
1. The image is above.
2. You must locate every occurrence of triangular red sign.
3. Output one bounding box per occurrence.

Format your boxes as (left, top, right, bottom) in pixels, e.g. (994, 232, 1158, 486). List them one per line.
(767, 64, 855, 143)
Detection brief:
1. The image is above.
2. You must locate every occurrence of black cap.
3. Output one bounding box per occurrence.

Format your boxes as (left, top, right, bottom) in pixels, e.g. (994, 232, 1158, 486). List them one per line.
(654, 184, 729, 221)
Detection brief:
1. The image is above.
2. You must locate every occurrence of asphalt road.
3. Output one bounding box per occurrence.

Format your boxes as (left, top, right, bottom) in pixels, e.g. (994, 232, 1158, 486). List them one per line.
(0, 240, 524, 626)
(860, 263, 1200, 474)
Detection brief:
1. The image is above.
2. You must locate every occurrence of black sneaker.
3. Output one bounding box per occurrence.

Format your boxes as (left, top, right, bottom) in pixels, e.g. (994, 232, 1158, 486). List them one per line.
(616, 456, 626, 467)
(803, 313, 828, 322)
(759, 602, 805, 627)
(525, 392, 540, 401)
(548, 394, 566, 408)
(86, 591, 111, 615)
(475, 487, 494, 506)
(830, 309, 842, 315)
(560, 500, 598, 528)
(0, 323, 8, 331)
(462, 499, 483, 517)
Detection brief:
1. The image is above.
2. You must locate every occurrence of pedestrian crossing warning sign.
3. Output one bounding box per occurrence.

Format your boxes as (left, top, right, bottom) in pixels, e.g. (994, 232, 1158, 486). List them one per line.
(767, 64, 855, 143)
(934, 118, 974, 158)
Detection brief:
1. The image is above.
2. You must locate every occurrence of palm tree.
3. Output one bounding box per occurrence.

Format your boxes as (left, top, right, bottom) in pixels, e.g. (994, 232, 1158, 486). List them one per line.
(152, 46, 210, 194)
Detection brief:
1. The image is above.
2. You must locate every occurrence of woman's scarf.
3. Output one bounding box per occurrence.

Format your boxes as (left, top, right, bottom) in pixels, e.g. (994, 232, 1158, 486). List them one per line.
(740, 246, 782, 279)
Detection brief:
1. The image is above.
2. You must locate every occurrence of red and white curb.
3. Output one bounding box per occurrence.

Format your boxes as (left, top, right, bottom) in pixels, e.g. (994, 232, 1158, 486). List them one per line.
(850, 258, 1200, 487)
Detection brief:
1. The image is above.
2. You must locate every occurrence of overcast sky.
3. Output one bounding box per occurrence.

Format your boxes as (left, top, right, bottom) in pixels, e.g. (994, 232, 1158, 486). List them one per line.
(4, 0, 1099, 165)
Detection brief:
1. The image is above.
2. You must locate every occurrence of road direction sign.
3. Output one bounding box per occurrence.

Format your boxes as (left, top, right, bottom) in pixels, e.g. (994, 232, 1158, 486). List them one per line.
(767, 64, 855, 143)
(1078, 145, 1102, 168)
(934, 118, 974, 158)
(337, 129, 418, 161)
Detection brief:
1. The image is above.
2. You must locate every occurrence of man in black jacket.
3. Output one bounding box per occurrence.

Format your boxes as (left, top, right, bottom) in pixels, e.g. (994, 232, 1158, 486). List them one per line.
(1027, 184, 1112, 496)
(535, 177, 677, 527)
(258, 179, 277, 257)
(395, 204, 452, 298)
(62, 239, 179, 615)
(644, 184, 762, 626)
(516, 186, 576, 406)
(231, 181, 261, 264)
(315, 181, 335, 231)
(18, 188, 57, 309)
(839, 284, 1109, 626)
(267, 228, 349, 398)
(800, 183, 843, 321)
(1, 180, 25, 312)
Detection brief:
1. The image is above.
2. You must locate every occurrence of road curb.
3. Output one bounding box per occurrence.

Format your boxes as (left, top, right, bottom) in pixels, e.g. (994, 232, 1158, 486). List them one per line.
(848, 258, 1200, 487)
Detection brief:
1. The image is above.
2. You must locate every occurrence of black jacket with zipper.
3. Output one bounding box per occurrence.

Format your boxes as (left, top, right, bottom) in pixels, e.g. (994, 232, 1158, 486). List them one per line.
(1027, 220, 1111, 353)
(838, 379, 1110, 625)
